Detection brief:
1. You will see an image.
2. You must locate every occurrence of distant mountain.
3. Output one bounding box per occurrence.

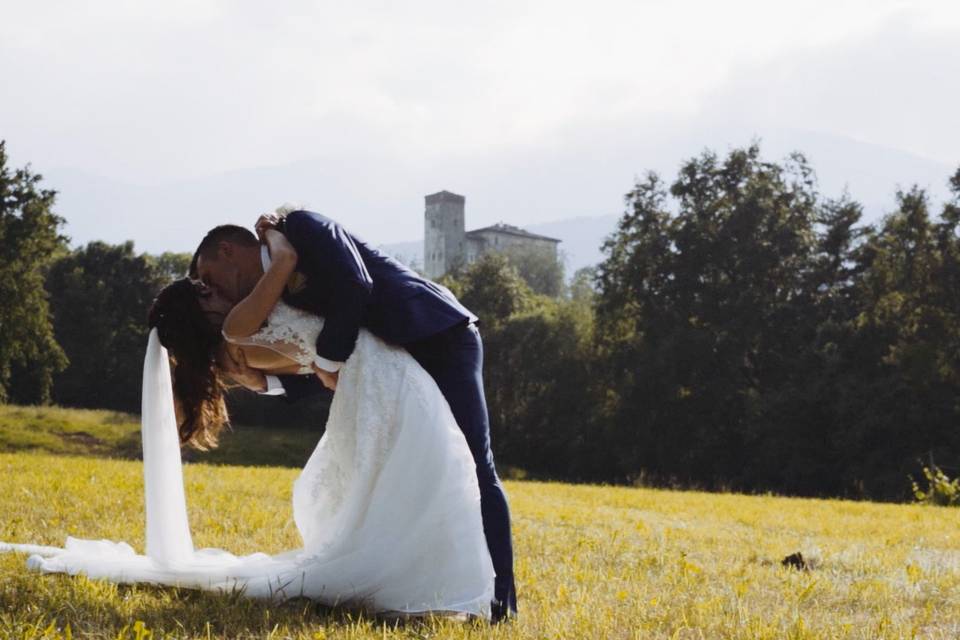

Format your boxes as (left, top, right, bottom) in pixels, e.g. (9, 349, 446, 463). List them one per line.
(378, 130, 957, 278)
(527, 215, 619, 275)
(750, 128, 954, 217)
(376, 239, 423, 269)
(42, 128, 955, 258)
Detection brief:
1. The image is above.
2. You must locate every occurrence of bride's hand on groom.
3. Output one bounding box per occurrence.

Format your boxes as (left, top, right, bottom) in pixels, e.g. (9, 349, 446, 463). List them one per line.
(311, 364, 339, 391)
(255, 213, 281, 241)
(255, 214, 297, 266)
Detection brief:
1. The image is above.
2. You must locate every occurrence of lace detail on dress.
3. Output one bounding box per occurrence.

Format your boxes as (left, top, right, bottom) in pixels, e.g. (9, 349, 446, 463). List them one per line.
(224, 300, 449, 554)
(292, 323, 411, 550)
(223, 301, 326, 374)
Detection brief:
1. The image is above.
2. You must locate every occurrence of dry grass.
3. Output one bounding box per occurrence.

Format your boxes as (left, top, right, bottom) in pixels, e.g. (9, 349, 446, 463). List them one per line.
(0, 404, 319, 468)
(2, 449, 960, 639)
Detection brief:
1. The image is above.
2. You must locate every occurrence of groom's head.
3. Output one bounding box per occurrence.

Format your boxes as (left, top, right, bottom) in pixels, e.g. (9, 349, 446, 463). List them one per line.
(190, 225, 261, 304)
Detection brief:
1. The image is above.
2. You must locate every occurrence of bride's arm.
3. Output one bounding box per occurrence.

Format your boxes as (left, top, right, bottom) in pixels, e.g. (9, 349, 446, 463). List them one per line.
(221, 229, 298, 339)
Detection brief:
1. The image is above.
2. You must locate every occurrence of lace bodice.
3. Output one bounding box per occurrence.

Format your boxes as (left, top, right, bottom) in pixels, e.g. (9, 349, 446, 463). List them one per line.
(223, 300, 325, 374)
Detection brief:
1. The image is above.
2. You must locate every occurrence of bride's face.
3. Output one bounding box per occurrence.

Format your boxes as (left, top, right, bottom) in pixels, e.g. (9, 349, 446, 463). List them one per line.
(196, 284, 233, 327)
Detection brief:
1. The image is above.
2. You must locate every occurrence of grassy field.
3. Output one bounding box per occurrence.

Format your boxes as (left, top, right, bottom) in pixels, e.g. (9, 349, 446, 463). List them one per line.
(2, 408, 960, 638)
(0, 404, 319, 468)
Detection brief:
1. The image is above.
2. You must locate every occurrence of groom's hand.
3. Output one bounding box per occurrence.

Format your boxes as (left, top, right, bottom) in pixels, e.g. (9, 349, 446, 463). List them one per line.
(311, 364, 339, 391)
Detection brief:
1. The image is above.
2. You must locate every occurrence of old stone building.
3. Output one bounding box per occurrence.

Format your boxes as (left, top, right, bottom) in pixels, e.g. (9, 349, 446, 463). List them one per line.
(423, 190, 561, 279)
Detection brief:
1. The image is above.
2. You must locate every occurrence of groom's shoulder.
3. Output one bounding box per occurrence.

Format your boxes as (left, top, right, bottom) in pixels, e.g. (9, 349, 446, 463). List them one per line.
(282, 210, 357, 242)
(283, 210, 380, 257)
(283, 209, 335, 229)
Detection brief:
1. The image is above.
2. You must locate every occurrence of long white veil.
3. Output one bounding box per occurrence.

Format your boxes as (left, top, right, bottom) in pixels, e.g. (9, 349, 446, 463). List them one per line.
(141, 327, 194, 565)
(2, 328, 313, 592)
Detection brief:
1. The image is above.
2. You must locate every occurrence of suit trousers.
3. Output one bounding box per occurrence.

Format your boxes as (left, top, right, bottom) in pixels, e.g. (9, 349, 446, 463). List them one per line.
(405, 321, 517, 613)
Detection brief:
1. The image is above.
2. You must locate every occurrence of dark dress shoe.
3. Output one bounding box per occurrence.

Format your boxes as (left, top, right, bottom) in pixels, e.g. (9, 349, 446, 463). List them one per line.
(490, 598, 518, 624)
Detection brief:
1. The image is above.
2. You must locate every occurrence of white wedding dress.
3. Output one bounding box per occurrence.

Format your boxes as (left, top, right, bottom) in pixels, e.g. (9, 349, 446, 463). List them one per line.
(0, 301, 495, 617)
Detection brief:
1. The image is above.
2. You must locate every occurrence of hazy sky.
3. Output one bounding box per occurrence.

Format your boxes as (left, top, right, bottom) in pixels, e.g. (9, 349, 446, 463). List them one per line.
(1, 0, 958, 250)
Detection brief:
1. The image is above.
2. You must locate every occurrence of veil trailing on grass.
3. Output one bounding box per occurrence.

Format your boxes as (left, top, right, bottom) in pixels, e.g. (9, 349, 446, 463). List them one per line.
(0, 318, 495, 617)
(0, 329, 193, 565)
(2, 328, 310, 592)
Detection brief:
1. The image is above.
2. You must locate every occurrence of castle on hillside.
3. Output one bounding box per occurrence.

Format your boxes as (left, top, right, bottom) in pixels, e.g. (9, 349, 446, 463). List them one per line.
(423, 190, 561, 279)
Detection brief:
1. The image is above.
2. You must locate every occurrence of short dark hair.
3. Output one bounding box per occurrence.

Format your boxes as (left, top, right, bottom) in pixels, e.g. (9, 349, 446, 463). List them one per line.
(189, 224, 259, 278)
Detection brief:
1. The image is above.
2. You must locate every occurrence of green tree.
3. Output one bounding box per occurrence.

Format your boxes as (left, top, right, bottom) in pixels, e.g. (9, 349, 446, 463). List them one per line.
(568, 266, 597, 306)
(594, 146, 836, 488)
(501, 244, 565, 297)
(442, 252, 596, 477)
(441, 253, 538, 330)
(488, 298, 599, 477)
(433, 147, 960, 497)
(835, 186, 960, 497)
(46, 242, 170, 412)
(0, 141, 68, 404)
(148, 251, 191, 282)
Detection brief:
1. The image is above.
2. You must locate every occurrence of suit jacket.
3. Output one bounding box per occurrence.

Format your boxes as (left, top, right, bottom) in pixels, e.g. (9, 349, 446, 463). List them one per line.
(275, 210, 477, 400)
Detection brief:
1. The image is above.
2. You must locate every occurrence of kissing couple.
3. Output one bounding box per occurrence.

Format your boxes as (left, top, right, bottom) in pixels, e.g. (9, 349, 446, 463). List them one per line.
(1, 208, 517, 623)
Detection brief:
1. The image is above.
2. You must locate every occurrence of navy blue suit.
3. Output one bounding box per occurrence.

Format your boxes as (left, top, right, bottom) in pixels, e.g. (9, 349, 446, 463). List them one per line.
(274, 210, 517, 615)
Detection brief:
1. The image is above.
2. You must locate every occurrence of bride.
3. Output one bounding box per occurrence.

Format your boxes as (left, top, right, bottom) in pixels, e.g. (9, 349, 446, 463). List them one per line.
(1, 227, 495, 618)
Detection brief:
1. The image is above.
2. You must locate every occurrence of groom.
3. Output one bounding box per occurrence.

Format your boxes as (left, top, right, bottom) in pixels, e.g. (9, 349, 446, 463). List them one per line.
(189, 210, 517, 622)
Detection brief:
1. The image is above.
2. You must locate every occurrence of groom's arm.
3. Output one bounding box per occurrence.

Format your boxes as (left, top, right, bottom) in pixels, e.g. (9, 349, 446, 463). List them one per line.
(282, 211, 373, 368)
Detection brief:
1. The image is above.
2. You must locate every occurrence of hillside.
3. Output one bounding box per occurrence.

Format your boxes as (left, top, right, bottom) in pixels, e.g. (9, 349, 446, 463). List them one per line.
(0, 405, 318, 468)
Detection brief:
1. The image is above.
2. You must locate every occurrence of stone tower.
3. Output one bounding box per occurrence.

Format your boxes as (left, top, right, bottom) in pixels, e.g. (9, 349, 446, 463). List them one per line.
(424, 190, 466, 279)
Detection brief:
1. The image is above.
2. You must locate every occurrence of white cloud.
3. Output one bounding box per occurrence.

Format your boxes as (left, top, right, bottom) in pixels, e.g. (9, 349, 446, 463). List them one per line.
(697, 10, 960, 166)
(3, 0, 954, 183)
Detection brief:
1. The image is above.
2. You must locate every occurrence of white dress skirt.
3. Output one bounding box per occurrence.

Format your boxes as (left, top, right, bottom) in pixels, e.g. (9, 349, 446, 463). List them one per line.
(1, 301, 495, 617)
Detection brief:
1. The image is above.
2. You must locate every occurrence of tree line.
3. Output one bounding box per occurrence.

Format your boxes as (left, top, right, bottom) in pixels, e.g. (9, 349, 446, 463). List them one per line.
(2, 139, 959, 500)
(443, 145, 960, 500)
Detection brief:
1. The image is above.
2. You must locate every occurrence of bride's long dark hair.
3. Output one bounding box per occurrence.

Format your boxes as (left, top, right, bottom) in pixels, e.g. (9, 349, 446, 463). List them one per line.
(147, 278, 230, 450)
